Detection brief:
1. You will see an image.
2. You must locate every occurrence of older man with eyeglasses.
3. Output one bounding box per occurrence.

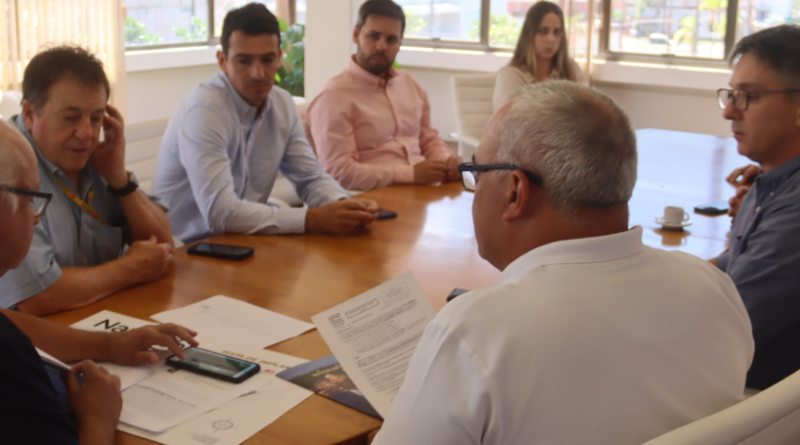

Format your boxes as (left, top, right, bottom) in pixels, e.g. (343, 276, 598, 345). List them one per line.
(0, 119, 199, 444)
(709, 24, 800, 390)
(370, 81, 753, 445)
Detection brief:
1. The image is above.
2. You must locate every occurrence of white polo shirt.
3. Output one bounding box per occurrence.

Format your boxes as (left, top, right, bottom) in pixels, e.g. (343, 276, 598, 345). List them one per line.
(374, 226, 753, 445)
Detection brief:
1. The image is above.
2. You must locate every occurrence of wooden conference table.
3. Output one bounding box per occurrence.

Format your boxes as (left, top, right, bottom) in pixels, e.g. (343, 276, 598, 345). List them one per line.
(46, 128, 749, 445)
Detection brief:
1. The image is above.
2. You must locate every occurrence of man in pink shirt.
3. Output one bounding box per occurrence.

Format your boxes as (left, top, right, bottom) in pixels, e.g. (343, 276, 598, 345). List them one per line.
(307, 0, 461, 191)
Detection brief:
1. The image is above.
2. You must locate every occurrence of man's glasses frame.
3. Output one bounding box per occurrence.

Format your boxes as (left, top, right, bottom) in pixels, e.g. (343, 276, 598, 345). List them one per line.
(458, 162, 543, 192)
(0, 186, 52, 217)
(717, 88, 800, 111)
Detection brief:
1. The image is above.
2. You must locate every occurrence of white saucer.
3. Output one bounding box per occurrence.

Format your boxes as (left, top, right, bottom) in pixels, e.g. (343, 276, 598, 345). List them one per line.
(655, 217, 692, 230)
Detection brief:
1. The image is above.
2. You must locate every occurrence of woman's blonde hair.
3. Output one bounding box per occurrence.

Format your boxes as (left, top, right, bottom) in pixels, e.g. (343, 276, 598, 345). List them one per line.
(509, 1, 576, 82)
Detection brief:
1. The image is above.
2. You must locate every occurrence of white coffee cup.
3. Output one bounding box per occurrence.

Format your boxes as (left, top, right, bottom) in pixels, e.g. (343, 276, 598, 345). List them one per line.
(663, 206, 690, 224)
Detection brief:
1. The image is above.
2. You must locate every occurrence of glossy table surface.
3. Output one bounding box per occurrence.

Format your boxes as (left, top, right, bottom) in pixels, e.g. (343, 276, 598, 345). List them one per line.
(45, 128, 748, 445)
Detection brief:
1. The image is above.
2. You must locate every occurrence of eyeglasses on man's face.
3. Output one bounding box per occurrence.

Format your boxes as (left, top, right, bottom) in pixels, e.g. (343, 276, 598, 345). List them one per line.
(458, 162, 543, 192)
(0, 186, 52, 217)
(717, 88, 800, 111)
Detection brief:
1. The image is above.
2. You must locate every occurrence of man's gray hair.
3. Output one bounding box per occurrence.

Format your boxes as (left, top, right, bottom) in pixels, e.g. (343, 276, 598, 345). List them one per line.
(0, 132, 21, 208)
(496, 81, 637, 215)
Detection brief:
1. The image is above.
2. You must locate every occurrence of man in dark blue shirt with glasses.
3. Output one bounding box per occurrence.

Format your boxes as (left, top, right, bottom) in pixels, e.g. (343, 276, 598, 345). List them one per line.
(712, 24, 800, 390)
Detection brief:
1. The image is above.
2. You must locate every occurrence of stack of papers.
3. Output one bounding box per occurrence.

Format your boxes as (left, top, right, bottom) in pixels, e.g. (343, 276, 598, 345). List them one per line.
(55, 295, 317, 445)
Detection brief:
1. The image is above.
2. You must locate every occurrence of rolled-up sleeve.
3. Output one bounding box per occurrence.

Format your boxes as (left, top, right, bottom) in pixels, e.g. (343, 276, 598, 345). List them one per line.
(0, 223, 62, 308)
(280, 103, 350, 206)
(176, 106, 308, 235)
(310, 91, 414, 191)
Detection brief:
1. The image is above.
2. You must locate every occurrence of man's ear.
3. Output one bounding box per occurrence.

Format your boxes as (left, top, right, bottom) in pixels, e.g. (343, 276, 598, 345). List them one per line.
(502, 171, 532, 222)
(216, 50, 226, 72)
(353, 26, 360, 45)
(21, 99, 36, 130)
(795, 100, 800, 127)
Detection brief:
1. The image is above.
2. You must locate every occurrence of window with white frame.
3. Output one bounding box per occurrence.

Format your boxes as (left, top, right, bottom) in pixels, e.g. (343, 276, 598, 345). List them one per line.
(392, 0, 799, 62)
(123, 0, 305, 50)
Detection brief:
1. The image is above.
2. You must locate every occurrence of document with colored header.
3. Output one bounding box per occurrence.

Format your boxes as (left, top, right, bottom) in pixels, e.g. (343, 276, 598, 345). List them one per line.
(311, 272, 436, 417)
(119, 348, 311, 445)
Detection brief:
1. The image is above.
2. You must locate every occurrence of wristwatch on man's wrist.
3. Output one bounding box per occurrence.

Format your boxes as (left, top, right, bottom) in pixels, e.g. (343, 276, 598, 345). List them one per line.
(107, 170, 139, 197)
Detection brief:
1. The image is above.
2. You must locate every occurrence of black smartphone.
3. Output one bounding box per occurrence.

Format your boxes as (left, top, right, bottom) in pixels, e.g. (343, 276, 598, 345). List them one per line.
(694, 200, 729, 216)
(446, 288, 470, 302)
(187, 243, 254, 261)
(377, 207, 398, 220)
(166, 347, 260, 384)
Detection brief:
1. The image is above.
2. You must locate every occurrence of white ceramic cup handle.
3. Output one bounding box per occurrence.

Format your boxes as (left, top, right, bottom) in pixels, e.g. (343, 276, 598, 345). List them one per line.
(683, 211, 690, 222)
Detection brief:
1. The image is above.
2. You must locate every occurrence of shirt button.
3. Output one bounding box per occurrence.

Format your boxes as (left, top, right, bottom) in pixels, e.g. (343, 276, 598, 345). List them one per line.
(82, 224, 89, 231)
(755, 206, 761, 213)
(770, 192, 774, 196)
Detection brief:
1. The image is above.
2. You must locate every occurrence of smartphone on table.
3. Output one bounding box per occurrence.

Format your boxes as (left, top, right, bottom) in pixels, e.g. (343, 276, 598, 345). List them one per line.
(694, 200, 729, 216)
(377, 208, 398, 220)
(187, 243, 254, 261)
(166, 347, 260, 383)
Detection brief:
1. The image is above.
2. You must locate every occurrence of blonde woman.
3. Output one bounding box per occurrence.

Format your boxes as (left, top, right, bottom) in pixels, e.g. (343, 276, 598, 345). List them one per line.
(493, 1, 585, 111)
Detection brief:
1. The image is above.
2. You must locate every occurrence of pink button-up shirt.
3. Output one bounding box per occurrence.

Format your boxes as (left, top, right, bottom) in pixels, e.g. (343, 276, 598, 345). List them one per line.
(307, 56, 454, 191)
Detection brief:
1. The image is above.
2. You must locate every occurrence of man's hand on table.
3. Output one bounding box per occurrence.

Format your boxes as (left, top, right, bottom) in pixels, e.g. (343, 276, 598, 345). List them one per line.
(103, 323, 199, 366)
(306, 198, 378, 235)
(121, 235, 174, 284)
(445, 155, 463, 182)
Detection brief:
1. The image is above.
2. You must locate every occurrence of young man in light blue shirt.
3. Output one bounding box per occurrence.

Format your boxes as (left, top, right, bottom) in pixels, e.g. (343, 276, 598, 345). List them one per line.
(153, 3, 378, 242)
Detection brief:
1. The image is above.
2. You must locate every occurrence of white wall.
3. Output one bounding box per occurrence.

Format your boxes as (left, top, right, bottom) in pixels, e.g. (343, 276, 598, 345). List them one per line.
(127, 64, 218, 124)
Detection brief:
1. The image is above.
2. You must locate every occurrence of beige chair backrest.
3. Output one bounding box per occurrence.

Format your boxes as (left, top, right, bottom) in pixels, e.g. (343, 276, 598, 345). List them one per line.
(125, 117, 170, 194)
(0, 90, 23, 119)
(642, 370, 800, 445)
(450, 73, 495, 160)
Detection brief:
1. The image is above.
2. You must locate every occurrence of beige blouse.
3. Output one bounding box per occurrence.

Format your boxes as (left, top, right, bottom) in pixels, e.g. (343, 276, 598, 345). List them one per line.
(492, 58, 586, 112)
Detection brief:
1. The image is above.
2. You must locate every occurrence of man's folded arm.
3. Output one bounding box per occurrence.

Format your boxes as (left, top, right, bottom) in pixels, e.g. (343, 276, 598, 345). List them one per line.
(278, 103, 351, 204)
(177, 106, 307, 234)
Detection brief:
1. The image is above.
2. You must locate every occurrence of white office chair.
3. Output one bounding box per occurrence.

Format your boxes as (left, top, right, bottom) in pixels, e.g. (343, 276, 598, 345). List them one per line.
(0, 90, 23, 119)
(642, 369, 800, 445)
(450, 73, 495, 160)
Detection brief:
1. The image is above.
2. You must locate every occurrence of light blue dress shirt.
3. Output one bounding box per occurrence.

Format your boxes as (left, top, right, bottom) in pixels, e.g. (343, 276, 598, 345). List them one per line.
(717, 153, 800, 389)
(152, 73, 349, 242)
(0, 115, 126, 308)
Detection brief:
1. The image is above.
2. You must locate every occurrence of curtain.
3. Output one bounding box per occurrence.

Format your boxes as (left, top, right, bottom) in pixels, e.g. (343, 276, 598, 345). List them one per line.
(0, 0, 127, 113)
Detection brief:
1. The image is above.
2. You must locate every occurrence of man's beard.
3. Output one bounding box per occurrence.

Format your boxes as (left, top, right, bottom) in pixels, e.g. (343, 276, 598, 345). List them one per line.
(358, 50, 393, 75)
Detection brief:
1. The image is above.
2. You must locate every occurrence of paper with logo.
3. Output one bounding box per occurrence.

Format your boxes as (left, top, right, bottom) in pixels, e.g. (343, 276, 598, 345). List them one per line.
(70, 310, 169, 390)
(311, 272, 436, 417)
(119, 353, 312, 445)
(119, 363, 271, 433)
(152, 295, 315, 352)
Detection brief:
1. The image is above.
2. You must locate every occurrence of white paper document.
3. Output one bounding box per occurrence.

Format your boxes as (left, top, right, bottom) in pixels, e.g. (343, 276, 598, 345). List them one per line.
(70, 310, 168, 390)
(36, 347, 72, 371)
(120, 364, 271, 433)
(119, 376, 312, 445)
(119, 348, 310, 444)
(311, 272, 436, 417)
(152, 295, 315, 352)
